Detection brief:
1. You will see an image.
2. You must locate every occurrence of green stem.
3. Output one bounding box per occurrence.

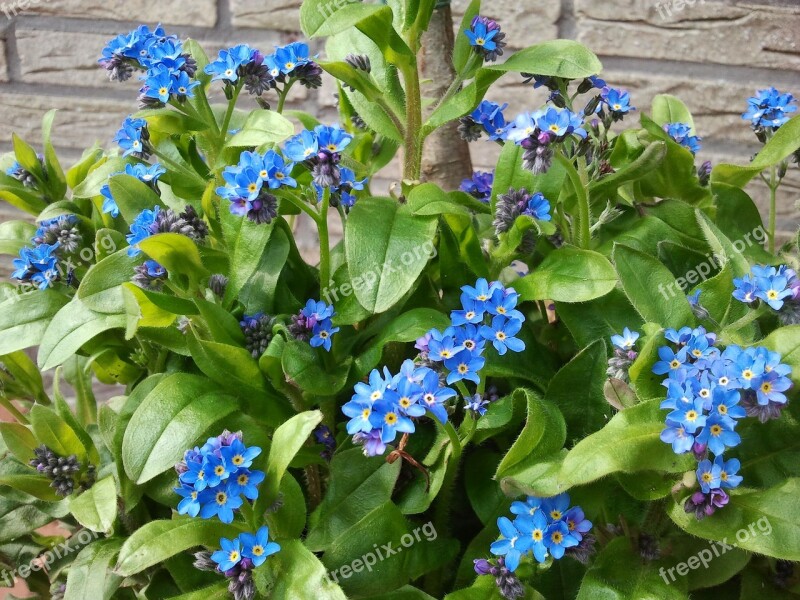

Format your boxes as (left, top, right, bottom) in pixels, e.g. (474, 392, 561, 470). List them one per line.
(195, 85, 221, 136)
(556, 153, 591, 248)
(430, 53, 479, 114)
(278, 190, 321, 224)
(0, 395, 28, 424)
(443, 421, 463, 459)
(400, 58, 424, 181)
(455, 381, 471, 402)
(219, 84, 242, 147)
(319, 189, 331, 292)
(768, 165, 778, 253)
(277, 79, 296, 114)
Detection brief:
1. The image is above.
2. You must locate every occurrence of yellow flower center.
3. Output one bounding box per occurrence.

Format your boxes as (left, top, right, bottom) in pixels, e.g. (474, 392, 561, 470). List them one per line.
(384, 412, 398, 425)
(252, 545, 264, 556)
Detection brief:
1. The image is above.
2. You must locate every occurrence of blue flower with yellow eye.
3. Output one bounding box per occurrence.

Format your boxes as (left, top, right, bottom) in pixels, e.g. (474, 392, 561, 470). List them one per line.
(536, 107, 587, 139)
(371, 397, 415, 444)
(171, 69, 199, 98)
(211, 536, 243, 572)
(715, 455, 743, 489)
(444, 349, 485, 385)
(143, 65, 175, 103)
(660, 419, 695, 454)
(262, 150, 297, 189)
(742, 87, 797, 128)
(240, 526, 281, 567)
(199, 487, 244, 523)
(225, 468, 265, 500)
(315, 124, 352, 154)
(310, 318, 339, 351)
(601, 87, 635, 115)
(490, 517, 532, 572)
(652, 345, 689, 376)
(696, 414, 741, 456)
(523, 192, 552, 221)
(486, 288, 525, 322)
(126, 207, 159, 257)
(114, 116, 148, 157)
(420, 369, 456, 424)
(174, 486, 202, 517)
(284, 129, 319, 162)
(480, 315, 525, 355)
(220, 439, 261, 471)
(696, 459, 721, 493)
(666, 397, 707, 434)
(515, 511, 549, 563)
(544, 520, 579, 559)
(611, 327, 640, 351)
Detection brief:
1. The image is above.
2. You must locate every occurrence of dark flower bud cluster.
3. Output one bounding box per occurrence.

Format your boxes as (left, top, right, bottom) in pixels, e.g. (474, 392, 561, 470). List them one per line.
(5, 155, 46, 188)
(29, 445, 89, 497)
(132, 260, 167, 291)
(209, 274, 229, 298)
(33, 215, 82, 255)
(344, 54, 371, 73)
(194, 551, 257, 600)
(493, 188, 552, 253)
(154, 205, 209, 242)
(288, 299, 339, 352)
(473, 557, 524, 599)
(240, 313, 275, 358)
(637, 532, 661, 561)
(313, 424, 336, 461)
(465, 16, 507, 62)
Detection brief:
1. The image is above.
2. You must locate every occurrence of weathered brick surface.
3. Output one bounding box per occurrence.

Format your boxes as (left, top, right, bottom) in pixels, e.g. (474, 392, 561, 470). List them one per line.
(231, 0, 302, 32)
(0, 38, 8, 82)
(27, 0, 218, 27)
(450, 0, 560, 47)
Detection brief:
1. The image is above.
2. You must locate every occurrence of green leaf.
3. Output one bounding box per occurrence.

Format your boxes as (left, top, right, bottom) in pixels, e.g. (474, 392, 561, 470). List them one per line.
(122, 373, 239, 484)
(307, 449, 401, 550)
(122, 283, 178, 337)
(613, 243, 695, 330)
(69, 476, 116, 534)
(669, 478, 800, 561)
(589, 141, 667, 204)
(0, 422, 37, 463)
(425, 69, 503, 130)
(651, 94, 695, 133)
(256, 539, 347, 599)
(262, 411, 322, 504)
(486, 40, 602, 78)
(187, 332, 267, 393)
(116, 518, 245, 576)
(282, 339, 352, 395)
(695, 209, 751, 278)
(41, 110, 67, 199)
(138, 233, 208, 294)
(762, 325, 800, 386)
(301, 0, 383, 37)
(495, 388, 566, 477)
(0, 220, 36, 256)
(0, 474, 62, 501)
(557, 287, 643, 348)
(515, 246, 618, 303)
(64, 538, 123, 600)
(29, 404, 88, 460)
(78, 248, 141, 314)
(226, 110, 295, 147)
(345, 197, 437, 313)
(406, 183, 471, 217)
(108, 175, 163, 223)
(220, 210, 274, 306)
(711, 114, 800, 187)
(37, 298, 126, 370)
(545, 339, 610, 439)
(499, 399, 694, 497)
(0, 290, 69, 355)
(576, 537, 688, 599)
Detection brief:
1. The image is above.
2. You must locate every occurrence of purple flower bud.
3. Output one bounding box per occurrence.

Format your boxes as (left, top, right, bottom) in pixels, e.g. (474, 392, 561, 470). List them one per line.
(474, 559, 493, 575)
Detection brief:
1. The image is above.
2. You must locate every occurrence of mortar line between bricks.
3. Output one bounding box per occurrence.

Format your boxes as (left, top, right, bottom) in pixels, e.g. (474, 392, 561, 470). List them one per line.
(4, 20, 21, 82)
(11, 14, 220, 41)
(216, 0, 234, 36)
(557, 0, 576, 40)
(0, 81, 133, 101)
(598, 56, 800, 86)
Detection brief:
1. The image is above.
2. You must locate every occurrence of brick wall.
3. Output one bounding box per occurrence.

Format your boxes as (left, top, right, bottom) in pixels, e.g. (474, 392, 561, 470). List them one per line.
(0, 0, 798, 269)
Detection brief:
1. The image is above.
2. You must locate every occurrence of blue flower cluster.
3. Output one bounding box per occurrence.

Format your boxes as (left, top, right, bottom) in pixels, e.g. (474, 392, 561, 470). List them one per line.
(342, 360, 456, 457)
(663, 122, 701, 155)
(508, 107, 588, 143)
(289, 299, 340, 351)
(126, 206, 160, 257)
(98, 24, 199, 103)
(174, 431, 264, 524)
(460, 170, 494, 203)
(101, 162, 166, 217)
(206, 41, 322, 94)
(733, 264, 800, 312)
(600, 87, 635, 119)
(217, 149, 297, 223)
(114, 116, 150, 158)
(485, 493, 592, 572)
(11, 215, 83, 290)
(12, 242, 61, 290)
(211, 527, 280, 572)
(742, 87, 797, 129)
(460, 100, 511, 142)
(653, 325, 793, 518)
(464, 15, 507, 62)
